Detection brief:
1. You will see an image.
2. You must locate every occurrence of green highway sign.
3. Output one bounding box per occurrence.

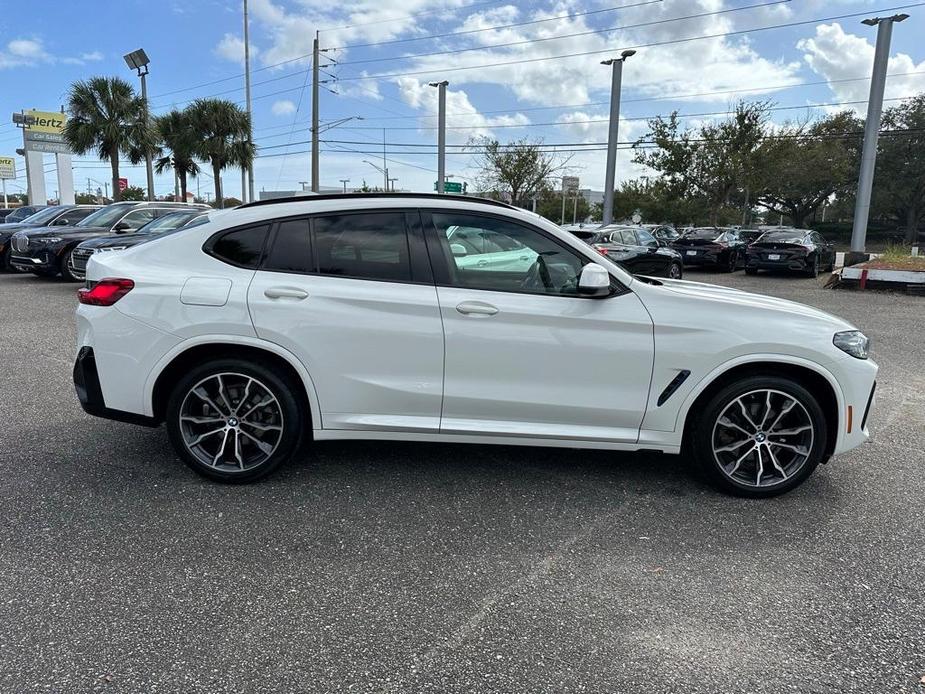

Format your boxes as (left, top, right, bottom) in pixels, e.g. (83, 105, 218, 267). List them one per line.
(434, 181, 465, 193)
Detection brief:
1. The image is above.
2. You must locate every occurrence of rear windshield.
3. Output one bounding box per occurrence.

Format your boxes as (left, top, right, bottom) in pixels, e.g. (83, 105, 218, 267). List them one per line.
(685, 228, 722, 240)
(136, 211, 200, 235)
(760, 231, 806, 244)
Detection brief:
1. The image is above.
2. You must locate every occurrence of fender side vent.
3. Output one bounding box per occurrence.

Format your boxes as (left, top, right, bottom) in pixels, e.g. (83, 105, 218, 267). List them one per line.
(657, 370, 691, 407)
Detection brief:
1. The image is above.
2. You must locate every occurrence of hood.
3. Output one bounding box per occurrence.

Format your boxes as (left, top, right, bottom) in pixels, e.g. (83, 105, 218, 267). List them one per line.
(19, 225, 109, 240)
(78, 233, 151, 250)
(649, 277, 853, 331)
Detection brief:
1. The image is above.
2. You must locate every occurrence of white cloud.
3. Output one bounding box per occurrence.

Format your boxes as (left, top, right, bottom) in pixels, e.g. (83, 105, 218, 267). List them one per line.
(0, 38, 52, 69)
(214, 32, 259, 65)
(798, 23, 925, 112)
(61, 50, 105, 66)
(272, 99, 297, 116)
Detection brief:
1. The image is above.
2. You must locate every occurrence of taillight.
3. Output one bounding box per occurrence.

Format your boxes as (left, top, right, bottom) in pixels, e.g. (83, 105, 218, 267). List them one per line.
(77, 278, 134, 306)
(595, 246, 609, 255)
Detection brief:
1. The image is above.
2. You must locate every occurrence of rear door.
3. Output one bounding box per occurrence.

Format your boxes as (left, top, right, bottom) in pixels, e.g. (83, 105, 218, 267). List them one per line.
(247, 210, 445, 433)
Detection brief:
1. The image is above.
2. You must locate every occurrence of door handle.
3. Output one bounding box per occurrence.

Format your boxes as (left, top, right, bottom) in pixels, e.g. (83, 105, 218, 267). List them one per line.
(477, 259, 489, 267)
(264, 287, 309, 300)
(456, 301, 498, 316)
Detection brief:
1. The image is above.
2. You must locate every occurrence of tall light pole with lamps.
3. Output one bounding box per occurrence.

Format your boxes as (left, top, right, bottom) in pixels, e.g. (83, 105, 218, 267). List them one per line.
(123, 49, 155, 202)
(600, 50, 635, 226)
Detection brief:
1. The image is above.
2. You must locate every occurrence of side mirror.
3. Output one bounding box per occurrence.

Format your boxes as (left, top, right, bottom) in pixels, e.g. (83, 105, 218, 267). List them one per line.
(54, 217, 71, 226)
(577, 263, 611, 298)
(450, 243, 467, 258)
(114, 221, 131, 233)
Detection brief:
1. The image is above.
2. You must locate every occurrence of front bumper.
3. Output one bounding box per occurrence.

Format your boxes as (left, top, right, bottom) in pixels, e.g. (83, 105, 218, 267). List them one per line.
(10, 250, 58, 272)
(73, 346, 159, 427)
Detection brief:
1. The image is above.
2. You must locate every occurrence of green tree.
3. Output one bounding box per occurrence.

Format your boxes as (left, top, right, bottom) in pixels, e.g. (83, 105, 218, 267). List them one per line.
(872, 94, 925, 243)
(187, 99, 255, 209)
(535, 186, 592, 224)
(75, 192, 99, 204)
(469, 136, 568, 208)
(119, 185, 146, 201)
(62, 76, 154, 203)
(757, 111, 861, 228)
(155, 109, 200, 203)
(634, 101, 769, 225)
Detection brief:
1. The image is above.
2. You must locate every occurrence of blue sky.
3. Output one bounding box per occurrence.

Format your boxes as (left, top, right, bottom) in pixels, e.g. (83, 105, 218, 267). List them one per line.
(1, 0, 924, 201)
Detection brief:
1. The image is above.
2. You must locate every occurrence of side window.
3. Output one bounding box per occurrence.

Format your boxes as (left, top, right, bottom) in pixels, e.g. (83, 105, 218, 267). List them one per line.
(617, 230, 636, 245)
(265, 218, 312, 274)
(313, 212, 412, 282)
(636, 229, 658, 247)
(432, 212, 588, 296)
(67, 208, 97, 223)
(119, 209, 157, 230)
(208, 224, 269, 269)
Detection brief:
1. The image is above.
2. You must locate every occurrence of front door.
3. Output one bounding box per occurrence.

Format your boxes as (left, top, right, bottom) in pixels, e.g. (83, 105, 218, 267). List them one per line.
(247, 211, 444, 432)
(424, 211, 655, 443)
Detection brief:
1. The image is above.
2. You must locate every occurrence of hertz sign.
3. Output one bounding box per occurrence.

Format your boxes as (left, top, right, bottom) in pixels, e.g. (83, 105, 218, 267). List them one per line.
(11, 110, 70, 153)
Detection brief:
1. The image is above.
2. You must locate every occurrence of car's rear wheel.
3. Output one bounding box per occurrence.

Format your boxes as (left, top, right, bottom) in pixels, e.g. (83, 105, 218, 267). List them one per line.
(0, 246, 11, 272)
(668, 262, 682, 279)
(690, 376, 827, 497)
(722, 251, 738, 273)
(805, 255, 820, 278)
(166, 359, 304, 483)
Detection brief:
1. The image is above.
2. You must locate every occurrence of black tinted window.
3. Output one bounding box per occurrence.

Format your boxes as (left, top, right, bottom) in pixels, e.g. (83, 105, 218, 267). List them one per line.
(313, 213, 411, 282)
(210, 225, 269, 268)
(266, 218, 312, 273)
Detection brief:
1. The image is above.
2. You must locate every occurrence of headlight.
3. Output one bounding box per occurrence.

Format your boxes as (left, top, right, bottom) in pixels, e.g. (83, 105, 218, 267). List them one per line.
(98, 246, 127, 252)
(833, 330, 870, 359)
(37, 237, 62, 244)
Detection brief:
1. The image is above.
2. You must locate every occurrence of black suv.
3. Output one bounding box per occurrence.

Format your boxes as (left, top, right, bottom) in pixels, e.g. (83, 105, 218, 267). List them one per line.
(1, 205, 101, 271)
(10, 201, 210, 280)
(569, 225, 684, 278)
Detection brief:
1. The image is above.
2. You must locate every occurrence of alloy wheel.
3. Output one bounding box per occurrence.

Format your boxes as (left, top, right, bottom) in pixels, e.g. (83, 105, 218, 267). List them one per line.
(710, 388, 815, 489)
(669, 263, 682, 279)
(178, 372, 284, 473)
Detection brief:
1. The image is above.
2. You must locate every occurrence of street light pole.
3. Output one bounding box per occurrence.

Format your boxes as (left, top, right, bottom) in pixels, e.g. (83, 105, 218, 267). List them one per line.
(601, 50, 635, 226)
(243, 0, 255, 203)
(340, 178, 350, 193)
(123, 49, 155, 202)
(848, 13, 909, 265)
(311, 31, 320, 193)
(429, 81, 448, 193)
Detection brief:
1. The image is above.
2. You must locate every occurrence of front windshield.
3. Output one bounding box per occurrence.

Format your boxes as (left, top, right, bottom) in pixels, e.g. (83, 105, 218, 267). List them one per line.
(8, 207, 38, 222)
(16, 206, 61, 225)
(685, 228, 722, 240)
(76, 204, 135, 228)
(136, 211, 197, 235)
(760, 231, 806, 244)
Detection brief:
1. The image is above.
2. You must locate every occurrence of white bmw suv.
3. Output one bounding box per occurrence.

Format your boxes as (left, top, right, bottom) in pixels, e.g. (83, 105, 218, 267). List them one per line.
(74, 194, 877, 496)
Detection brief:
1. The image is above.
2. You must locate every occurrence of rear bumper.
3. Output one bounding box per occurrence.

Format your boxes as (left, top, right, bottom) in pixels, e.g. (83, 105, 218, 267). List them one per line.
(73, 346, 159, 427)
(746, 257, 809, 271)
(677, 252, 723, 266)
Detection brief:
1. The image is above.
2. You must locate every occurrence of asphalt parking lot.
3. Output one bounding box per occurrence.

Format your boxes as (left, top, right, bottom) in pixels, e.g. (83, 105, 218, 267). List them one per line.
(0, 268, 923, 694)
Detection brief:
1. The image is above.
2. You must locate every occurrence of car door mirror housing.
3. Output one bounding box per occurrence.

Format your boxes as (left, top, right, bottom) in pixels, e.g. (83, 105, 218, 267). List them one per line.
(114, 221, 131, 233)
(450, 243, 467, 257)
(55, 217, 71, 226)
(577, 263, 611, 297)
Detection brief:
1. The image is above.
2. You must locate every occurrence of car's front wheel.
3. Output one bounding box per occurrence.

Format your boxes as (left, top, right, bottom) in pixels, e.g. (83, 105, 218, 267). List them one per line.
(60, 247, 82, 282)
(668, 262, 682, 279)
(166, 359, 305, 483)
(690, 376, 827, 497)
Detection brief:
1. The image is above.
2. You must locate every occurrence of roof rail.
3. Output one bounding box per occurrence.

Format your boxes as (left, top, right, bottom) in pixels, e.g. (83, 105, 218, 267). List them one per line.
(236, 191, 517, 211)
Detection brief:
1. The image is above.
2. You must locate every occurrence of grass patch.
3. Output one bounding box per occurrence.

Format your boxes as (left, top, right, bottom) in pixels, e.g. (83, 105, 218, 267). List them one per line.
(862, 244, 925, 271)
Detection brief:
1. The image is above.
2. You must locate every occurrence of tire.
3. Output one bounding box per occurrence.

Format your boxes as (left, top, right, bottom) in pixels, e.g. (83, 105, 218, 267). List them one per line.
(805, 255, 820, 278)
(668, 262, 683, 280)
(166, 358, 305, 483)
(0, 246, 10, 272)
(722, 251, 738, 273)
(690, 375, 827, 498)
(60, 247, 81, 282)
(745, 267, 758, 276)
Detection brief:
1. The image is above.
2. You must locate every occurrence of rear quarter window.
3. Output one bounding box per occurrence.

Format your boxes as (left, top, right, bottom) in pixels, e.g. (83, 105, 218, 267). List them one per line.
(206, 224, 270, 269)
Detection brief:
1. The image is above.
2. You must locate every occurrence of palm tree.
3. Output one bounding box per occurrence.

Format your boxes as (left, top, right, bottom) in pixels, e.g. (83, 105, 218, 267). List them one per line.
(155, 109, 200, 202)
(187, 99, 255, 209)
(62, 76, 154, 202)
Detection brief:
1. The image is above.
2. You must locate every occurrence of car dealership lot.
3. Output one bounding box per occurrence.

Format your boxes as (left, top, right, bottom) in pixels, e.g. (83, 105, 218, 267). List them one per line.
(0, 271, 923, 693)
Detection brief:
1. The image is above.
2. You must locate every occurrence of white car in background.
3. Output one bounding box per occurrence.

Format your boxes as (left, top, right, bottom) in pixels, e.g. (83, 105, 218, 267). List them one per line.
(74, 194, 877, 497)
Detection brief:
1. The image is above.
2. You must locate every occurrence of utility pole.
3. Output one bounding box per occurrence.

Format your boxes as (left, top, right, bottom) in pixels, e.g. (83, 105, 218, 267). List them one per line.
(429, 81, 448, 193)
(382, 129, 389, 191)
(848, 13, 909, 265)
(311, 31, 320, 193)
(339, 178, 350, 193)
(243, 0, 255, 203)
(573, 193, 578, 224)
(601, 50, 635, 226)
(140, 73, 155, 201)
(389, 177, 398, 192)
(561, 181, 566, 225)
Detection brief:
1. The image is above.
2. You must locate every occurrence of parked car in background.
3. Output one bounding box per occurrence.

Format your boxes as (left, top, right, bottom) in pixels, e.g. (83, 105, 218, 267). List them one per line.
(737, 229, 765, 245)
(2, 205, 47, 223)
(0, 209, 15, 221)
(68, 210, 211, 281)
(574, 225, 684, 279)
(1, 205, 101, 271)
(642, 224, 681, 246)
(74, 192, 877, 497)
(10, 201, 210, 280)
(671, 227, 747, 272)
(745, 229, 836, 277)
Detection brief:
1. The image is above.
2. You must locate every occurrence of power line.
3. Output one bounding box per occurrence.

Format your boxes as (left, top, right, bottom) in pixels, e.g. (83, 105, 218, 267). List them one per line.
(319, 0, 525, 32)
(334, 0, 787, 67)
(331, 2, 925, 82)
(327, 0, 664, 51)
